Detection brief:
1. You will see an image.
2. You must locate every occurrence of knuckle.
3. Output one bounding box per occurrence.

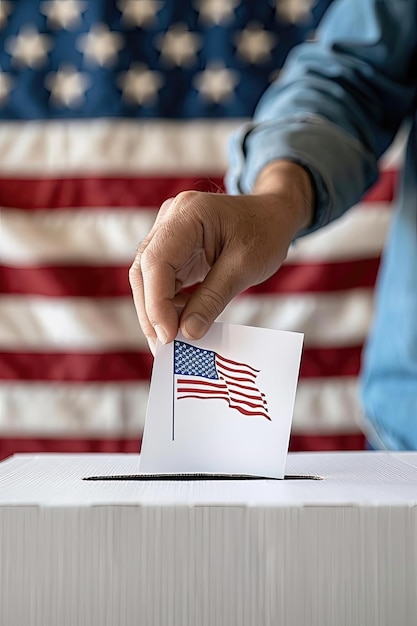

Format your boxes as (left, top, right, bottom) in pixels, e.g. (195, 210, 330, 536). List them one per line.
(129, 237, 150, 276)
(129, 246, 147, 282)
(140, 244, 159, 272)
(128, 262, 138, 285)
(175, 189, 201, 206)
(135, 236, 151, 257)
(173, 190, 206, 218)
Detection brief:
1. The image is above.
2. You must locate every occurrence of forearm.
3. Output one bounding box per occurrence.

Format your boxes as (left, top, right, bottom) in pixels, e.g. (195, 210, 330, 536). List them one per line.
(227, 0, 417, 234)
(252, 160, 315, 237)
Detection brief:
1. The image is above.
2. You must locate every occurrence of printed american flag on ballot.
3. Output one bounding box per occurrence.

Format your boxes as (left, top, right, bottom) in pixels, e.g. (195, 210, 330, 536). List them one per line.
(140, 323, 301, 477)
(174, 340, 270, 420)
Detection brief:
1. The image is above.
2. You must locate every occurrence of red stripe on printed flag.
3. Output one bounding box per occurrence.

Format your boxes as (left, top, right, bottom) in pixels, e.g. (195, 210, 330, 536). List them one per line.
(0, 346, 362, 382)
(177, 373, 270, 419)
(0, 168, 396, 210)
(0, 257, 380, 297)
(215, 353, 271, 420)
(177, 378, 268, 411)
(0, 432, 366, 462)
(0, 176, 224, 210)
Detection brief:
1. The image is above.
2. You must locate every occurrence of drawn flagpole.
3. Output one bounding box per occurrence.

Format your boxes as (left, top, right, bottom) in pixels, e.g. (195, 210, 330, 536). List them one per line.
(172, 344, 175, 441)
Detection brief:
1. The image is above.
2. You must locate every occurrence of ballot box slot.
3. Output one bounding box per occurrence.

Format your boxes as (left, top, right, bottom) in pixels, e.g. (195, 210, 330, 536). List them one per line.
(82, 473, 323, 481)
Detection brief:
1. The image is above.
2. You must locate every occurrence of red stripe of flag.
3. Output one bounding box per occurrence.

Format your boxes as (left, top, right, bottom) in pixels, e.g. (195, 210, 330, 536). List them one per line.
(0, 169, 396, 210)
(0, 176, 224, 210)
(0, 351, 153, 381)
(244, 257, 381, 295)
(0, 432, 366, 462)
(289, 432, 366, 452)
(0, 265, 131, 298)
(0, 258, 381, 297)
(0, 346, 362, 382)
(362, 169, 398, 203)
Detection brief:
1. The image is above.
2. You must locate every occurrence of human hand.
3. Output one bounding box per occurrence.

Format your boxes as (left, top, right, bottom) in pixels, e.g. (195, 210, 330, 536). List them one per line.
(129, 160, 314, 354)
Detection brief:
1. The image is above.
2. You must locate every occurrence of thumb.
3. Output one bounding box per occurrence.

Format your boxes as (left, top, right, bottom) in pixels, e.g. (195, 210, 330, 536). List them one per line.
(179, 251, 246, 340)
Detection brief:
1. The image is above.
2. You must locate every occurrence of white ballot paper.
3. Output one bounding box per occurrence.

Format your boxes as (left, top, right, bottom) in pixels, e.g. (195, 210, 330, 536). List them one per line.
(139, 322, 303, 479)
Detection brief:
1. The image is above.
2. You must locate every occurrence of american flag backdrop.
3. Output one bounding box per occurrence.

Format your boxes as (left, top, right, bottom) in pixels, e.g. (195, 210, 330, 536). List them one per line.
(0, 0, 400, 459)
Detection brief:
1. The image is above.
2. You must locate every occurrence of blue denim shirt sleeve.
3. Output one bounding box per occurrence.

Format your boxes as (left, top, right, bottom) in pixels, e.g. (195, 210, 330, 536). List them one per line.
(226, 0, 417, 235)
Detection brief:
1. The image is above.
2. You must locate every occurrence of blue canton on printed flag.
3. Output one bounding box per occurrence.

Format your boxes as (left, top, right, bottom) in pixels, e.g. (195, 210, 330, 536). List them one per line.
(174, 341, 270, 420)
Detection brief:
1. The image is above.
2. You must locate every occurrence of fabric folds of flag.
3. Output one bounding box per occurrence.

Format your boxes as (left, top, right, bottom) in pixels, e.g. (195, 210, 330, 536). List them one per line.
(174, 341, 270, 420)
(0, 0, 398, 458)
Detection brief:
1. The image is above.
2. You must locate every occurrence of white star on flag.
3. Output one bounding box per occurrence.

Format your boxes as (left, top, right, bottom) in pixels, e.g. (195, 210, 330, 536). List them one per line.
(118, 63, 164, 105)
(235, 22, 277, 64)
(275, 0, 315, 24)
(194, 62, 239, 103)
(41, 0, 87, 30)
(118, 0, 163, 27)
(45, 65, 91, 107)
(195, 0, 239, 25)
(156, 23, 202, 67)
(0, 1, 12, 28)
(0, 72, 13, 104)
(5, 26, 52, 68)
(77, 24, 124, 67)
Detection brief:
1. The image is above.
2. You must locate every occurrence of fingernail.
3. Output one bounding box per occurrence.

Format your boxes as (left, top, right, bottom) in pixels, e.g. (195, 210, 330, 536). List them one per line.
(146, 336, 156, 356)
(153, 324, 168, 345)
(183, 313, 209, 339)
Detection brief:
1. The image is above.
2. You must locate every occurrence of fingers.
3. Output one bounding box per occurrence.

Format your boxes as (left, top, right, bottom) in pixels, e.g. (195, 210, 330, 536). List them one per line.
(130, 189, 292, 351)
(179, 250, 247, 340)
(129, 243, 158, 354)
(129, 198, 177, 354)
(141, 238, 182, 344)
(130, 240, 181, 351)
(130, 193, 206, 351)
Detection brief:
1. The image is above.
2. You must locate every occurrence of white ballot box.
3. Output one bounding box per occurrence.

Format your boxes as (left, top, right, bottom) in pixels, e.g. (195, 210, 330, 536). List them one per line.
(0, 452, 416, 626)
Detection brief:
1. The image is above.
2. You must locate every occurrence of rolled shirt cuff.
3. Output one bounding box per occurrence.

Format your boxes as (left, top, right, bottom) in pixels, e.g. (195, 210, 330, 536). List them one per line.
(225, 115, 378, 237)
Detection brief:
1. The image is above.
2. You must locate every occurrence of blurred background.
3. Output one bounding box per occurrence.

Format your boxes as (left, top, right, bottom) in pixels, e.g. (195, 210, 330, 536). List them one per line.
(0, 0, 400, 459)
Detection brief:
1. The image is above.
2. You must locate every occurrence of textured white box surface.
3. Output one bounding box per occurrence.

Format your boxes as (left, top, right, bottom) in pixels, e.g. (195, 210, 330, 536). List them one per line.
(0, 451, 417, 625)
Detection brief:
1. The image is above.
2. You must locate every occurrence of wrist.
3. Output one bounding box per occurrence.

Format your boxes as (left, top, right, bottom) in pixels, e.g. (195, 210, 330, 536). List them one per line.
(252, 160, 315, 235)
